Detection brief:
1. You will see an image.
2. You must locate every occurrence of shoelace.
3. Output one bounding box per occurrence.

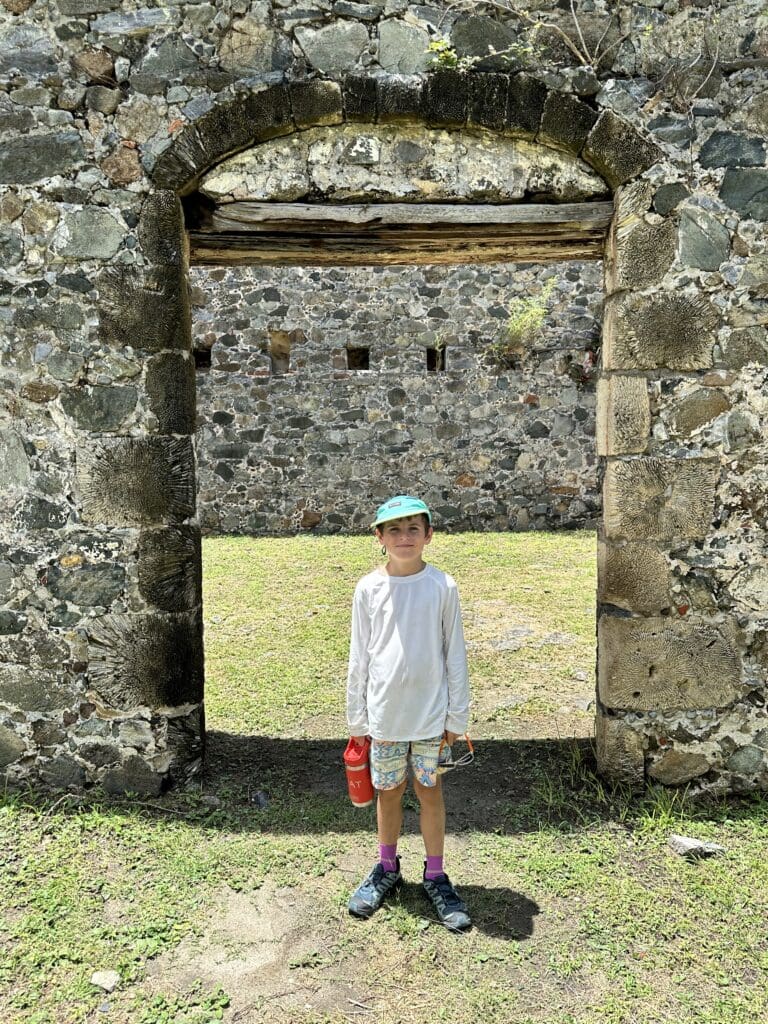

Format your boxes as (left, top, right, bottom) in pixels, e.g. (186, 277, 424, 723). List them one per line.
(367, 864, 398, 894)
(428, 876, 463, 910)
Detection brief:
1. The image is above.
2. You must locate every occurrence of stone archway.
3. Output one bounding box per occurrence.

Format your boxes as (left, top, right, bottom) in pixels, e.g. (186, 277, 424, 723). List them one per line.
(23, 71, 750, 794)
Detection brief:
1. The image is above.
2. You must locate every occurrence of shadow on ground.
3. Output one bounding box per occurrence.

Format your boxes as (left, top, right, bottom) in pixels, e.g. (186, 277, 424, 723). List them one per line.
(197, 730, 603, 835)
(388, 881, 540, 940)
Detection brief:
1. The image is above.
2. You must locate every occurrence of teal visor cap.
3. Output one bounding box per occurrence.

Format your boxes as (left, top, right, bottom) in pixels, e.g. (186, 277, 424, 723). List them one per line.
(372, 495, 432, 528)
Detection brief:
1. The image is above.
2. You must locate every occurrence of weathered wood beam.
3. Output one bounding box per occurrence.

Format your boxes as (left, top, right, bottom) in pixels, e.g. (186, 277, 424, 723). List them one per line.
(188, 201, 613, 266)
(188, 230, 607, 266)
(205, 201, 614, 231)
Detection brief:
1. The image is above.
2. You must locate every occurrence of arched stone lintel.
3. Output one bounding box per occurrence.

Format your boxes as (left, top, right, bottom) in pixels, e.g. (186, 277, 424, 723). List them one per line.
(148, 72, 662, 198)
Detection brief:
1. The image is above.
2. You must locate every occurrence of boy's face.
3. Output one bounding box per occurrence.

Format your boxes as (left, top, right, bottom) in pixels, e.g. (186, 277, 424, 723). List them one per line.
(376, 515, 433, 568)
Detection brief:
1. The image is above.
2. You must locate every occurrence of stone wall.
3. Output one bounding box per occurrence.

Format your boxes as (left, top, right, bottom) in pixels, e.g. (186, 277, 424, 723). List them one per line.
(1, 0, 768, 795)
(191, 259, 603, 534)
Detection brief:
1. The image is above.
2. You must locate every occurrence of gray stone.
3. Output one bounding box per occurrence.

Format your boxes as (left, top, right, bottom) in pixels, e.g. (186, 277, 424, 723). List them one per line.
(85, 86, 122, 115)
(137, 35, 199, 80)
(40, 755, 87, 790)
(679, 208, 730, 271)
(725, 410, 761, 452)
(653, 182, 690, 216)
(378, 20, 430, 74)
(77, 741, 121, 767)
(13, 496, 69, 531)
(57, 0, 120, 12)
(60, 385, 137, 432)
(0, 667, 77, 713)
(0, 610, 26, 634)
(334, 1, 381, 18)
(667, 834, 725, 858)
(0, 428, 31, 490)
(46, 350, 85, 383)
(90, 969, 121, 992)
(451, 14, 519, 71)
(47, 562, 126, 607)
(722, 326, 768, 369)
(648, 115, 695, 146)
(53, 209, 124, 261)
(91, 9, 179, 47)
(295, 21, 369, 73)
(720, 169, 768, 221)
(0, 725, 26, 769)
(219, 19, 292, 75)
(727, 745, 764, 775)
(102, 755, 164, 796)
(0, 562, 12, 601)
(0, 25, 57, 76)
(0, 95, 35, 133)
(0, 132, 85, 186)
(699, 131, 765, 169)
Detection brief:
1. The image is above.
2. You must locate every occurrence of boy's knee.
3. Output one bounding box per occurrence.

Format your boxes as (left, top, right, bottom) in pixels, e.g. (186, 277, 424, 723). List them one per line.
(413, 778, 442, 802)
(377, 780, 407, 801)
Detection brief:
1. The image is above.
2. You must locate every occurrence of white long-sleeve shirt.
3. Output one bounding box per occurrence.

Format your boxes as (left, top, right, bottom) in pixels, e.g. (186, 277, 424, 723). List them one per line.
(346, 563, 470, 741)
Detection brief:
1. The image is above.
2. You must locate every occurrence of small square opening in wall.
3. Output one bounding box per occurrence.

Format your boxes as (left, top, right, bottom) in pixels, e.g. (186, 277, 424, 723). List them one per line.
(347, 346, 370, 370)
(427, 346, 446, 371)
(193, 348, 212, 370)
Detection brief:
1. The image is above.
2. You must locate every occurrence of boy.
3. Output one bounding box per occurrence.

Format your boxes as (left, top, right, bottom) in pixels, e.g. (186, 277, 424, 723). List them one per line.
(346, 495, 471, 931)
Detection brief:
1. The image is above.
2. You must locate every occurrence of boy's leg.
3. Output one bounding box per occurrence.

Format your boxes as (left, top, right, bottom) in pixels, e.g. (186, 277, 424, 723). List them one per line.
(348, 744, 407, 919)
(413, 776, 445, 858)
(412, 742, 471, 933)
(377, 778, 407, 846)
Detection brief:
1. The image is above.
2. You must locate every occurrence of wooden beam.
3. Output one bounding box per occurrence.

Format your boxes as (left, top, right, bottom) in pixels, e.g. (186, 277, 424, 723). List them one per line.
(188, 201, 613, 267)
(206, 201, 614, 231)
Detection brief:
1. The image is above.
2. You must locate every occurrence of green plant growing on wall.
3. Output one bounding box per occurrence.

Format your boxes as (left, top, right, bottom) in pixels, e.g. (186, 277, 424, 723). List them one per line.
(487, 278, 556, 369)
(427, 34, 538, 71)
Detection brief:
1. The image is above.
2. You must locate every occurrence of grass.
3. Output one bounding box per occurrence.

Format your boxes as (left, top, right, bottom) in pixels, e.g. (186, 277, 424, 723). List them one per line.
(203, 531, 597, 737)
(2, 532, 767, 1024)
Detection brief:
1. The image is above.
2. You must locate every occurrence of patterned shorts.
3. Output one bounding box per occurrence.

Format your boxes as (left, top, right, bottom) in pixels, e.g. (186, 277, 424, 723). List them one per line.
(370, 737, 443, 790)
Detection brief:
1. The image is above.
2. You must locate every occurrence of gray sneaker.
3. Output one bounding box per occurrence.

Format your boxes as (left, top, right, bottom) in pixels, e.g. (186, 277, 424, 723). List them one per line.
(348, 858, 402, 918)
(422, 870, 471, 932)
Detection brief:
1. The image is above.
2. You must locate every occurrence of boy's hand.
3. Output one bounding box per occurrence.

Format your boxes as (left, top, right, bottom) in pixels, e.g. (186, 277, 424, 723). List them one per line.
(443, 730, 459, 745)
(351, 735, 367, 745)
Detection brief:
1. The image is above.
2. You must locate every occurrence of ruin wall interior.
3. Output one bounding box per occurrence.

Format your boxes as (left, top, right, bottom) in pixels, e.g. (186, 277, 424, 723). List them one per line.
(1, 0, 768, 794)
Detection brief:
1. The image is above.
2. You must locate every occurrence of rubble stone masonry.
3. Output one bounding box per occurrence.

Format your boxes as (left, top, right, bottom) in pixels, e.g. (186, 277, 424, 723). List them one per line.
(1, 0, 767, 794)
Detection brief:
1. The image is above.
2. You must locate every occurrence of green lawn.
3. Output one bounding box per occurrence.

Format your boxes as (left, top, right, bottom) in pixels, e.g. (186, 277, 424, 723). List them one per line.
(2, 533, 767, 1024)
(203, 530, 597, 738)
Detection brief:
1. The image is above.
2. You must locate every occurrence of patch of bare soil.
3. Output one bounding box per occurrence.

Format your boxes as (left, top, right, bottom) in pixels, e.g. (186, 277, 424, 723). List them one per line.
(146, 884, 372, 1023)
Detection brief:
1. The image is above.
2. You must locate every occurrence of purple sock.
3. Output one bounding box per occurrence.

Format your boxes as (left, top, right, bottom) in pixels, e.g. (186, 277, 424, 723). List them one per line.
(424, 855, 444, 880)
(379, 843, 398, 872)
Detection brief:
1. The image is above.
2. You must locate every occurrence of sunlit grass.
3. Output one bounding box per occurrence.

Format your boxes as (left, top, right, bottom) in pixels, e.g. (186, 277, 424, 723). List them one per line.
(202, 530, 597, 737)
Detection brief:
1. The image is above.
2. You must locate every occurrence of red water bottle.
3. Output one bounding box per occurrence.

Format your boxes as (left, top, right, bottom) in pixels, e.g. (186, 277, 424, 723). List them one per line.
(343, 737, 374, 808)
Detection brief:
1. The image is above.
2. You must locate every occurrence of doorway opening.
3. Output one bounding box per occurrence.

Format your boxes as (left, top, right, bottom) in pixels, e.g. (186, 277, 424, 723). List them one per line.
(190, 252, 604, 748)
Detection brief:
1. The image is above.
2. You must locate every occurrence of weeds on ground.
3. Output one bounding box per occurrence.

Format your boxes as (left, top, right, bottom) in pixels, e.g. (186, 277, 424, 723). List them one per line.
(3, 535, 768, 1024)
